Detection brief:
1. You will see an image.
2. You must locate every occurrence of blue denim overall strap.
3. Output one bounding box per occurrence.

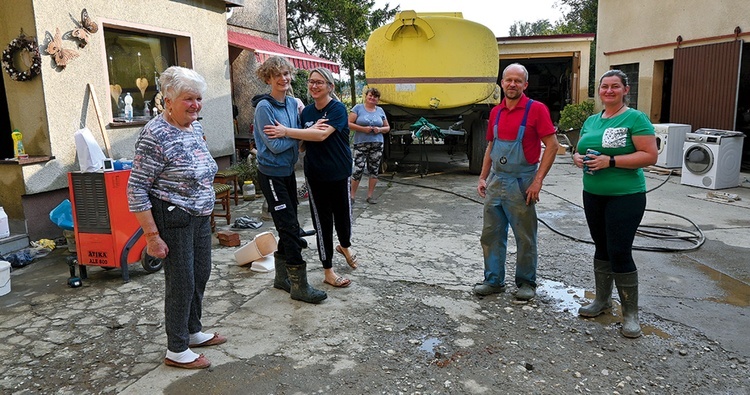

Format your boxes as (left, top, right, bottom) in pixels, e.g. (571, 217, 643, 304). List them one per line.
(490, 99, 536, 177)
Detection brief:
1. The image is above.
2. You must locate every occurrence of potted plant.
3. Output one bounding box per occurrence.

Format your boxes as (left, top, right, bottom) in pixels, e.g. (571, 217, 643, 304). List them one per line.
(228, 154, 259, 196)
(557, 100, 595, 153)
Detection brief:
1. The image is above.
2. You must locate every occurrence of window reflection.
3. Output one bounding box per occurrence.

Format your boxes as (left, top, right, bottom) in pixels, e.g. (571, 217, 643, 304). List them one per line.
(104, 28, 177, 122)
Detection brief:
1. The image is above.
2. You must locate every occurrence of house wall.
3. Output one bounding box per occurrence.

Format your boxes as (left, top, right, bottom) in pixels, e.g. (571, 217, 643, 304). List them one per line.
(228, 0, 284, 140)
(596, 0, 750, 118)
(0, 0, 42, 225)
(0, 0, 235, 239)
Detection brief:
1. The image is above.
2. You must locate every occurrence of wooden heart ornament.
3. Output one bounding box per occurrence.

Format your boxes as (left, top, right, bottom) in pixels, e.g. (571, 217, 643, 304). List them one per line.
(136, 77, 149, 98)
(109, 84, 122, 103)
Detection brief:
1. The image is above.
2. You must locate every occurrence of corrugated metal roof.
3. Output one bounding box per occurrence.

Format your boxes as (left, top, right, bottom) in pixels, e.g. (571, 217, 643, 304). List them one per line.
(227, 31, 340, 74)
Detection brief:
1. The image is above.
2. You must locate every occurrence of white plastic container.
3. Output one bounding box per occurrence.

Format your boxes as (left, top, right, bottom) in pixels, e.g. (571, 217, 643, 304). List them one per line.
(243, 180, 256, 201)
(0, 207, 9, 239)
(0, 260, 11, 296)
(234, 231, 277, 266)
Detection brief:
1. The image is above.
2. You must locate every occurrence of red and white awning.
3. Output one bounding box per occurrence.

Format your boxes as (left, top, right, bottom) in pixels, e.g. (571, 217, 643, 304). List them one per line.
(227, 30, 340, 74)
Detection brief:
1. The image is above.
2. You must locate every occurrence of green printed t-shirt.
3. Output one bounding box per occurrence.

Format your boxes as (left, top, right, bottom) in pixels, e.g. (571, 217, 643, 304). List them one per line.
(577, 109, 655, 196)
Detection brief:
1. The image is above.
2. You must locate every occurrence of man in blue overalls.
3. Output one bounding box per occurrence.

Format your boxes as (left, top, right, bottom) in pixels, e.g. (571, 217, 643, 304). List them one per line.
(475, 63, 559, 300)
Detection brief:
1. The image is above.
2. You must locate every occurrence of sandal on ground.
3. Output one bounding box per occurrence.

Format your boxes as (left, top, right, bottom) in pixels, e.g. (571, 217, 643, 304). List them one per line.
(164, 354, 211, 369)
(324, 276, 351, 288)
(189, 332, 227, 348)
(335, 245, 359, 269)
(366, 196, 377, 204)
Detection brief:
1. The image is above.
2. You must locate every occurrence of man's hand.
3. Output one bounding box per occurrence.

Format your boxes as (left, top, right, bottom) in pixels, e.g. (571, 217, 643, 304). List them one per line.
(525, 179, 542, 205)
(477, 178, 487, 198)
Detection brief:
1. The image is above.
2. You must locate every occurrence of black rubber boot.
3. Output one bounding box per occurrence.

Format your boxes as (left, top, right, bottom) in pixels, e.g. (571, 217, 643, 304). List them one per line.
(614, 271, 642, 338)
(273, 252, 290, 293)
(578, 259, 613, 317)
(286, 264, 327, 304)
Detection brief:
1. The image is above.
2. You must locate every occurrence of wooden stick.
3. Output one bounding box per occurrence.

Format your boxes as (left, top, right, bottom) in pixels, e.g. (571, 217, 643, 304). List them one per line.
(87, 83, 111, 158)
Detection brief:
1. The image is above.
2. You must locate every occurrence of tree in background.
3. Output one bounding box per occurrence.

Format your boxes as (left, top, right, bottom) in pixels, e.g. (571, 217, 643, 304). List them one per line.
(507, 0, 597, 96)
(287, 0, 398, 107)
(509, 20, 555, 36)
(508, 0, 597, 37)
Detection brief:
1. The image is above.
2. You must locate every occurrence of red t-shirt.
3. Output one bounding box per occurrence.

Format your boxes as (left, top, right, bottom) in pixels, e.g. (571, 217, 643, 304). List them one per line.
(486, 94, 556, 164)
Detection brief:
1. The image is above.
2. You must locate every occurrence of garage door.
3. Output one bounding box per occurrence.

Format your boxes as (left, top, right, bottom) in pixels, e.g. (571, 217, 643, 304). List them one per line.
(670, 40, 742, 130)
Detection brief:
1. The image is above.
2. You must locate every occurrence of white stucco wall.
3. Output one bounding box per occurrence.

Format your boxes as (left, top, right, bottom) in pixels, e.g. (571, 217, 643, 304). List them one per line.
(17, 0, 234, 194)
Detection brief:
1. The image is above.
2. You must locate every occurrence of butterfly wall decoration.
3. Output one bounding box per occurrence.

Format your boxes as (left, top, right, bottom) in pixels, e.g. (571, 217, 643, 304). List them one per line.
(46, 27, 79, 68)
(71, 8, 98, 48)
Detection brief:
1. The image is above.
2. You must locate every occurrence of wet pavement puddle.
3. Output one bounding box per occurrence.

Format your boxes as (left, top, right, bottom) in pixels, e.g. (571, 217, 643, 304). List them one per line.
(695, 263, 750, 307)
(537, 279, 585, 316)
(537, 279, 670, 339)
(419, 337, 442, 353)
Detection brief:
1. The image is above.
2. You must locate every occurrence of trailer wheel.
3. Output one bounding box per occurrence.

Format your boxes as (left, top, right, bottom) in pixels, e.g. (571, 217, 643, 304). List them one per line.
(141, 250, 163, 273)
(468, 118, 488, 175)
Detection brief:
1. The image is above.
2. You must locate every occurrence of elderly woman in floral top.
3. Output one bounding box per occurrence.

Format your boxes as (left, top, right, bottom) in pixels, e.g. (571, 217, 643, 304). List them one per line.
(127, 66, 225, 370)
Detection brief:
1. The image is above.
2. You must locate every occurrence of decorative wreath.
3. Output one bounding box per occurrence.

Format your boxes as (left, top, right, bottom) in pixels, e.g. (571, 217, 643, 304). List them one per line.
(2, 32, 42, 82)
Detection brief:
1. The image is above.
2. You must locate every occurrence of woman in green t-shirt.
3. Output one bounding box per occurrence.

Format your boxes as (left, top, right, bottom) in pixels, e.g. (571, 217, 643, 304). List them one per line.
(573, 69, 657, 338)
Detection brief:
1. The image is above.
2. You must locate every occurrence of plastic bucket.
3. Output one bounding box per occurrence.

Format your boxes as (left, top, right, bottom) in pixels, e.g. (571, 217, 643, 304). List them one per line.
(234, 232, 277, 265)
(0, 260, 11, 296)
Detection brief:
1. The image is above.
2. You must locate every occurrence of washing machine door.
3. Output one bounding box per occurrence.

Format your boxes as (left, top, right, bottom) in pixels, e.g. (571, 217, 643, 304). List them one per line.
(683, 144, 714, 175)
(656, 133, 666, 154)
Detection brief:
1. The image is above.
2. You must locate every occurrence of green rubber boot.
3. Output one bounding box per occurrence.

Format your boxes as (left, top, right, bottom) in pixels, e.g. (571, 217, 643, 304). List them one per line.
(273, 252, 290, 293)
(578, 259, 613, 317)
(614, 271, 642, 338)
(286, 264, 327, 304)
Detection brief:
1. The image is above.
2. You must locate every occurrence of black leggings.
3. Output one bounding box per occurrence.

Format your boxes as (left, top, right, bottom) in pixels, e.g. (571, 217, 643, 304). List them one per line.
(582, 191, 646, 273)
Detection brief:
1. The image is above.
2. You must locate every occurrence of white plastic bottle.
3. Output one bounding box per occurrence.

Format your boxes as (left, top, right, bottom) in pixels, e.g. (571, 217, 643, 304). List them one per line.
(0, 206, 10, 239)
(124, 92, 133, 121)
(243, 181, 256, 201)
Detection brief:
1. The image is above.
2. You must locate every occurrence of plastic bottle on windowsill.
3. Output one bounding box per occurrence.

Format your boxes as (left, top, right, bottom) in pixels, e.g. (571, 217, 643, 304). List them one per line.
(124, 92, 133, 121)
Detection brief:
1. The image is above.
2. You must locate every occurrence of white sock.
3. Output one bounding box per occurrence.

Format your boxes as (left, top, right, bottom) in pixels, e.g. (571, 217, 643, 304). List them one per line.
(166, 348, 199, 363)
(189, 331, 214, 345)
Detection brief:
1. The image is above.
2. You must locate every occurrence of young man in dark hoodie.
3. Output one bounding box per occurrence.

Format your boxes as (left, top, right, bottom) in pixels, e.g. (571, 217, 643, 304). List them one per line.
(252, 56, 326, 303)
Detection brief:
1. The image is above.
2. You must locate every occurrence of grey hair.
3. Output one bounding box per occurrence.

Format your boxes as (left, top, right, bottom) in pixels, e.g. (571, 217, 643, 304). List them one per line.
(502, 63, 529, 81)
(599, 69, 630, 104)
(159, 66, 207, 101)
(309, 67, 339, 101)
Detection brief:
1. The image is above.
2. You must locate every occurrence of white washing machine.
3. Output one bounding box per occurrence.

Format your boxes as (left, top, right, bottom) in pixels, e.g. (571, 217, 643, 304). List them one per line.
(653, 123, 691, 168)
(681, 129, 745, 189)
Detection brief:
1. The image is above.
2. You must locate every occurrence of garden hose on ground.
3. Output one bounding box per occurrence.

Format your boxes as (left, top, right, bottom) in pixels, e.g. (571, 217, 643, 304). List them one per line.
(382, 170, 706, 252)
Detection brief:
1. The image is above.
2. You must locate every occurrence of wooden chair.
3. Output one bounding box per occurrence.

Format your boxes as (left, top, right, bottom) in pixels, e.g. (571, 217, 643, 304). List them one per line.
(211, 183, 232, 232)
(214, 170, 240, 205)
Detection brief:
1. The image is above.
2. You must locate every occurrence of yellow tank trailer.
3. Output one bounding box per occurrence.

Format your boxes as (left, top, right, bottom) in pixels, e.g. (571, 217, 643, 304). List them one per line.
(365, 11, 501, 173)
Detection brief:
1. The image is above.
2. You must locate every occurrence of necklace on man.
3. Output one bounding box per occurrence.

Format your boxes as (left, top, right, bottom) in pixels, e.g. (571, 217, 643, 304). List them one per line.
(604, 104, 626, 118)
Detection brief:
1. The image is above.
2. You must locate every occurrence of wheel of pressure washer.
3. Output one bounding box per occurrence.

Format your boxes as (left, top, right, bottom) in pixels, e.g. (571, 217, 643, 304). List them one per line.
(141, 249, 163, 272)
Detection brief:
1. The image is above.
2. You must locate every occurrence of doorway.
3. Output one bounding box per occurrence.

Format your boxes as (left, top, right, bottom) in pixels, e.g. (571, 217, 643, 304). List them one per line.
(0, 76, 12, 159)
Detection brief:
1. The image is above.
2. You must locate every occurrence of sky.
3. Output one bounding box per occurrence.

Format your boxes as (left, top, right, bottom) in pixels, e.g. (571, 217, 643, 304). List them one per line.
(372, 0, 565, 37)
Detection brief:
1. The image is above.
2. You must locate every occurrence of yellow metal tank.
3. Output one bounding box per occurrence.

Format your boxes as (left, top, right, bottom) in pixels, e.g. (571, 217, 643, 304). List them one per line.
(365, 11, 500, 110)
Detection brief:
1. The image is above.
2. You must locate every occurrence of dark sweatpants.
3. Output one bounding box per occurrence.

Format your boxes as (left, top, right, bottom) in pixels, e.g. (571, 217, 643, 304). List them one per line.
(582, 191, 646, 273)
(258, 172, 306, 265)
(150, 197, 212, 353)
(307, 177, 352, 269)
